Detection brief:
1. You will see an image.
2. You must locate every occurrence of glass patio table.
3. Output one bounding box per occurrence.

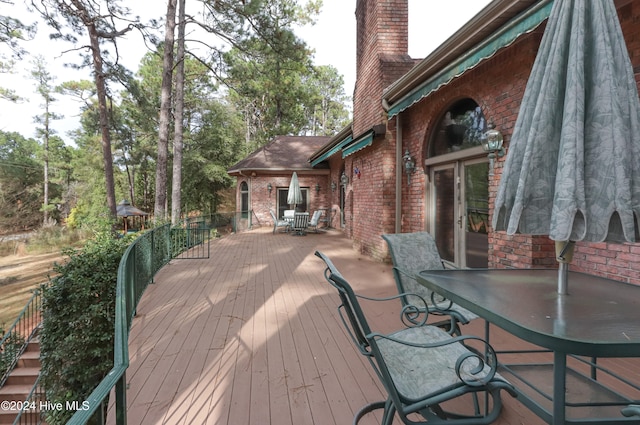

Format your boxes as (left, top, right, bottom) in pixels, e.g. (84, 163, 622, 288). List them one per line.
(416, 269, 640, 425)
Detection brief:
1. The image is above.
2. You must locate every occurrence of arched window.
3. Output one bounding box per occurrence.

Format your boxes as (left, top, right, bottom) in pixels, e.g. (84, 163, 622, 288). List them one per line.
(429, 98, 487, 158)
(425, 98, 490, 269)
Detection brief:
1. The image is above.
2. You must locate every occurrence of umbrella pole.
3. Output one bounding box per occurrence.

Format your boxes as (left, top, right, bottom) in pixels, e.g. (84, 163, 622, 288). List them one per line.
(555, 241, 575, 295)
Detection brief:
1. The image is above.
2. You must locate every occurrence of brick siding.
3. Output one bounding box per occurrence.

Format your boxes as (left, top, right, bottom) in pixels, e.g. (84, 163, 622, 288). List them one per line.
(348, 0, 640, 283)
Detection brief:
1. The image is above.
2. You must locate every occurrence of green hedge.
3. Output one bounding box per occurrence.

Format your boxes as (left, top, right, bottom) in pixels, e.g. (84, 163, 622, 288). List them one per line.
(39, 233, 133, 425)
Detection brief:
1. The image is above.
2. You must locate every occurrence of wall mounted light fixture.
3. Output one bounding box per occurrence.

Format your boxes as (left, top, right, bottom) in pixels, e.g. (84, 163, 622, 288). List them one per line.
(481, 122, 505, 171)
(315, 183, 321, 194)
(403, 150, 416, 186)
(340, 172, 349, 187)
(267, 183, 273, 195)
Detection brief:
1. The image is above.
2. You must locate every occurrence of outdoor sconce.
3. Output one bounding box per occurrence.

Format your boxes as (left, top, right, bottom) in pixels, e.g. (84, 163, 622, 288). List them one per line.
(340, 172, 349, 187)
(403, 150, 416, 186)
(481, 122, 505, 170)
(315, 183, 321, 194)
(331, 181, 337, 192)
(267, 183, 272, 195)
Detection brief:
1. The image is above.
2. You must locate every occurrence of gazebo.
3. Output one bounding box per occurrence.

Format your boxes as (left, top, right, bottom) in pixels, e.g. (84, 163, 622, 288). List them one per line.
(116, 200, 148, 233)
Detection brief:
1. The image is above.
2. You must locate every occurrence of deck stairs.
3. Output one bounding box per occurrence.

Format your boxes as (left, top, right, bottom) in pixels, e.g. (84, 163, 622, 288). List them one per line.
(0, 338, 42, 425)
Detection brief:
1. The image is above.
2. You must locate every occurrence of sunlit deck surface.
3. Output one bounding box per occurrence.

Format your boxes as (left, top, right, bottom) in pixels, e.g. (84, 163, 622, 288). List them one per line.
(108, 227, 638, 425)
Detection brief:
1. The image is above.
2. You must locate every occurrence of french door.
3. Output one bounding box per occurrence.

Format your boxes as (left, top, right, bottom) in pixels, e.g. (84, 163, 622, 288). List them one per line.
(430, 158, 489, 268)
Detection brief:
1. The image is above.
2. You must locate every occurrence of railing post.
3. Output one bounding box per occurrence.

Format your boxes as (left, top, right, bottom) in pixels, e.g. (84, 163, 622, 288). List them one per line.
(130, 248, 136, 318)
(150, 228, 155, 284)
(115, 372, 127, 425)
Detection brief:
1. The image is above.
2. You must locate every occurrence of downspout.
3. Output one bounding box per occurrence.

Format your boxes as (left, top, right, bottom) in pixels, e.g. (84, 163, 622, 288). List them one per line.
(395, 115, 403, 233)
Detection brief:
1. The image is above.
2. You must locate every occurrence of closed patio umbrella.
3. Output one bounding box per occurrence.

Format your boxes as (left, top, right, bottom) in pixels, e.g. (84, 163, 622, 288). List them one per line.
(493, 0, 640, 293)
(287, 172, 303, 210)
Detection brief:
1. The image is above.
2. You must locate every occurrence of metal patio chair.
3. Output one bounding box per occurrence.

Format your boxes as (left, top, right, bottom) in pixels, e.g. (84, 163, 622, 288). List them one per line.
(307, 210, 322, 233)
(269, 209, 290, 234)
(315, 251, 514, 425)
(291, 212, 310, 235)
(382, 232, 478, 334)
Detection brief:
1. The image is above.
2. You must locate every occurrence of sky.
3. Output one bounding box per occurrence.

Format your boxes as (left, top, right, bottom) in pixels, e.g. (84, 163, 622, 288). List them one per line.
(1, 0, 492, 145)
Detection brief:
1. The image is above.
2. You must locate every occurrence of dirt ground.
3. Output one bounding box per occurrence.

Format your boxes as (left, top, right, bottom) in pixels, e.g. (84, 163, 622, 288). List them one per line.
(0, 252, 64, 327)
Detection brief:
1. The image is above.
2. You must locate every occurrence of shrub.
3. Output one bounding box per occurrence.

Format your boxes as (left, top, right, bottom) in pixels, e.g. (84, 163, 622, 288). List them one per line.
(0, 327, 25, 382)
(39, 232, 132, 424)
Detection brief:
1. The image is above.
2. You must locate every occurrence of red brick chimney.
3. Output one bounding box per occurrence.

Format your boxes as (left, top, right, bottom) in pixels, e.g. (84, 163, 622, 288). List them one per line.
(353, 0, 415, 135)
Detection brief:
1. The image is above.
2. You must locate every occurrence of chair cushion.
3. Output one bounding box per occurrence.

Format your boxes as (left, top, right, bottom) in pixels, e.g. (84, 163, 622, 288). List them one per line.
(376, 325, 497, 401)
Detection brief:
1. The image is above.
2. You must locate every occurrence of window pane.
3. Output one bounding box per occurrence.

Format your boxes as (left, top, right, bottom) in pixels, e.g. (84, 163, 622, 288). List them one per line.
(433, 168, 455, 262)
(431, 99, 487, 157)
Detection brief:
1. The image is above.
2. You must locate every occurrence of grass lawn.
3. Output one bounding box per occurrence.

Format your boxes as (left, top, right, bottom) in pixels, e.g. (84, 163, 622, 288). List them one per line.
(0, 252, 63, 327)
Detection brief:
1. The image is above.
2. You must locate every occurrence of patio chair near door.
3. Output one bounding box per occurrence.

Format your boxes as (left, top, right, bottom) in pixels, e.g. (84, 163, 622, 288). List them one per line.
(307, 210, 322, 233)
(382, 232, 478, 334)
(315, 251, 515, 425)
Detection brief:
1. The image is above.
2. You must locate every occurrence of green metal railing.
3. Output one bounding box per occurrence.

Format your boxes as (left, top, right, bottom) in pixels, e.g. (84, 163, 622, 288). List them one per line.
(68, 221, 211, 424)
(0, 290, 41, 388)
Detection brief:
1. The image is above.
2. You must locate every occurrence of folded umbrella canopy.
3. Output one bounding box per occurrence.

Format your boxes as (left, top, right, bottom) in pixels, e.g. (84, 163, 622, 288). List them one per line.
(493, 0, 640, 292)
(287, 172, 303, 210)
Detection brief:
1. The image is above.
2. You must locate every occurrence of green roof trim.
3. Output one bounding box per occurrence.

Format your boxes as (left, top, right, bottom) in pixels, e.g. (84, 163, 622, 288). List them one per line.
(310, 135, 352, 166)
(387, 1, 552, 118)
(342, 131, 374, 158)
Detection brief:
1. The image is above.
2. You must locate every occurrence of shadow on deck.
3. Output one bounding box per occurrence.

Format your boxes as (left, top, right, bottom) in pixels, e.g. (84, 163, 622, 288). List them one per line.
(108, 227, 636, 425)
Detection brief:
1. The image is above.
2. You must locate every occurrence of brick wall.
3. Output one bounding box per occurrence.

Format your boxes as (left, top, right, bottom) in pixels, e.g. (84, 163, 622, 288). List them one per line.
(353, 0, 413, 136)
(350, 0, 414, 260)
(343, 0, 640, 280)
(377, 2, 640, 283)
(236, 174, 332, 228)
(346, 135, 397, 260)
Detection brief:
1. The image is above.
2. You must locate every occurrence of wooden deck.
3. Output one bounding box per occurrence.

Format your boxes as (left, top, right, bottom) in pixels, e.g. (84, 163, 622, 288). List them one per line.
(107, 227, 634, 425)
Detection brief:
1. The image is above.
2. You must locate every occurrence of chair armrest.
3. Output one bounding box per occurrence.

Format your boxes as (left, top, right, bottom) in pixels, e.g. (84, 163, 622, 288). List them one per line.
(622, 405, 640, 417)
(394, 267, 453, 307)
(393, 266, 471, 321)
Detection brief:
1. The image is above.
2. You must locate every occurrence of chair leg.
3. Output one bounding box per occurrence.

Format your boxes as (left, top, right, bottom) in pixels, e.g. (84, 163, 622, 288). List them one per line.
(353, 400, 387, 425)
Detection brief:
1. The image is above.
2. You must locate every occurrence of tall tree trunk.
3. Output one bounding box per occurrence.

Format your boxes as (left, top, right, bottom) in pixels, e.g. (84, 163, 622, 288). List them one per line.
(171, 0, 186, 226)
(89, 27, 117, 219)
(43, 102, 49, 224)
(154, 0, 178, 222)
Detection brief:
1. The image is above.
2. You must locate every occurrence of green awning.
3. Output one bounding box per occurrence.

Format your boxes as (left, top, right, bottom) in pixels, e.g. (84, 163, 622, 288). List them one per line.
(342, 131, 374, 158)
(310, 135, 352, 166)
(387, 0, 553, 118)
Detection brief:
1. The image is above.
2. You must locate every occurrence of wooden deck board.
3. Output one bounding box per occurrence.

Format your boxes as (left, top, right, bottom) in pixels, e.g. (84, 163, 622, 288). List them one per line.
(105, 227, 635, 425)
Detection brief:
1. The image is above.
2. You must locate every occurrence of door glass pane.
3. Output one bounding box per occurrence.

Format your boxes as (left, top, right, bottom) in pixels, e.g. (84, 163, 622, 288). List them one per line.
(277, 189, 288, 218)
(433, 168, 455, 262)
(299, 189, 308, 212)
(240, 182, 249, 219)
(464, 162, 489, 268)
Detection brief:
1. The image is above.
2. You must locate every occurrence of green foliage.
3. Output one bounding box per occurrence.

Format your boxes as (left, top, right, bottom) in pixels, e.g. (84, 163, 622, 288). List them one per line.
(1, 13, 36, 101)
(0, 327, 26, 380)
(0, 131, 43, 231)
(66, 194, 115, 232)
(39, 233, 132, 425)
(1, 0, 351, 232)
(221, 2, 350, 144)
(0, 129, 76, 232)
